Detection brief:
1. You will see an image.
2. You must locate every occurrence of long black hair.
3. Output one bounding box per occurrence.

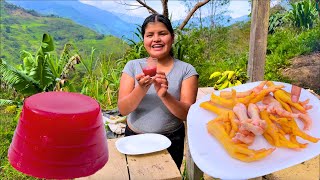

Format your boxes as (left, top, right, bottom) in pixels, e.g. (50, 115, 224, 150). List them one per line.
(141, 14, 174, 57)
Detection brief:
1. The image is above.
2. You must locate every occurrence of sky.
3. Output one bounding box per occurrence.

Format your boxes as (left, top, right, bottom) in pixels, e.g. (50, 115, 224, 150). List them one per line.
(79, 0, 253, 21)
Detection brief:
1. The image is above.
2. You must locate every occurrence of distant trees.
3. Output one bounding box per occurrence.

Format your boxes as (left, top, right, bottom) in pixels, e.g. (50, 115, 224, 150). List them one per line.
(183, 0, 230, 28)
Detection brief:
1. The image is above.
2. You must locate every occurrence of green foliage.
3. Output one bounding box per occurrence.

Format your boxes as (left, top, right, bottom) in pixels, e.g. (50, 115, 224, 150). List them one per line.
(0, 1, 128, 64)
(171, 23, 250, 87)
(268, 13, 286, 34)
(121, 26, 148, 61)
(0, 103, 36, 179)
(173, 30, 188, 61)
(265, 22, 320, 81)
(0, 34, 79, 99)
(287, 0, 318, 29)
(79, 49, 126, 110)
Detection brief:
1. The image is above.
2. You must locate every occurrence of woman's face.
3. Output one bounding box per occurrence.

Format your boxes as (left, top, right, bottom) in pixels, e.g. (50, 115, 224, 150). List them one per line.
(143, 21, 174, 60)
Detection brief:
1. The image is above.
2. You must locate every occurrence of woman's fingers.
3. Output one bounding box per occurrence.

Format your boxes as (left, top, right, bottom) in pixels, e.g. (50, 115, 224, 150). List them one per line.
(161, 84, 168, 89)
(138, 75, 153, 87)
(291, 85, 301, 102)
(155, 77, 167, 84)
(135, 73, 144, 81)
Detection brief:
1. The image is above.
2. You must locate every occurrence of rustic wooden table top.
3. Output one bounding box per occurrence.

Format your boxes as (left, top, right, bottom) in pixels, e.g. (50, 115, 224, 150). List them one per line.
(78, 139, 182, 180)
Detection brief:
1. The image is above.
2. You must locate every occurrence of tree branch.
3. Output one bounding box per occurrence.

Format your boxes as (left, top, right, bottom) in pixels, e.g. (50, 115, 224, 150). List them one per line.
(136, 0, 158, 14)
(161, 0, 169, 17)
(178, 0, 211, 30)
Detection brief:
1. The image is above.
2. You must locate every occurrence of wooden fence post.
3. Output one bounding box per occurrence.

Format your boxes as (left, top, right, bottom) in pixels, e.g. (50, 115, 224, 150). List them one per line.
(247, 0, 270, 82)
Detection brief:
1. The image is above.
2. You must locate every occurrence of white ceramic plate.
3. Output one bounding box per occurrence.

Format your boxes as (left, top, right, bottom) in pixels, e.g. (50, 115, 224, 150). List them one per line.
(187, 81, 320, 180)
(115, 133, 171, 155)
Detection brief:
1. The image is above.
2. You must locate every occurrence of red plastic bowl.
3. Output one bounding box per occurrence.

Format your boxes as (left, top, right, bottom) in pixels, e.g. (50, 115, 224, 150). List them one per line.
(8, 92, 109, 179)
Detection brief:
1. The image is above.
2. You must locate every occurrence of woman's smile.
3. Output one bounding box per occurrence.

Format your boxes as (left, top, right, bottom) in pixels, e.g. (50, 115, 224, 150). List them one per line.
(152, 44, 164, 50)
(143, 21, 174, 60)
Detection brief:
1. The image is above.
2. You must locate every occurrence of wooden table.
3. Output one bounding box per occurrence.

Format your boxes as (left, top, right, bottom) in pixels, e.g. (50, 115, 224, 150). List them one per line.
(78, 139, 182, 180)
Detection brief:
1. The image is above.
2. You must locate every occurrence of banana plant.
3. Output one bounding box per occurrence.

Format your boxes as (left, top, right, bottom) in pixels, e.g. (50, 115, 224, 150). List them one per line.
(173, 30, 188, 61)
(268, 13, 285, 34)
(209, 68, 248, 90)
(287, 0, 318, 29)
(0, 33, 80, 106)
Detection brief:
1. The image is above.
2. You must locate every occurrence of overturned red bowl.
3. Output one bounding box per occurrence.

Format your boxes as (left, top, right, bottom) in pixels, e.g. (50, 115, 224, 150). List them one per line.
(8, 92, 109, 179)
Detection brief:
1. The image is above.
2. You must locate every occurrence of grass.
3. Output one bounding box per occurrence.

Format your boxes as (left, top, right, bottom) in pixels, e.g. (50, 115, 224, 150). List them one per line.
(0, 109, 39, 179)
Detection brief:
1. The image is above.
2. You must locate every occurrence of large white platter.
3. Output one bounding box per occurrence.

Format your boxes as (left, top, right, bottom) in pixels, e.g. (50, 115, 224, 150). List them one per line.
(115, 133, 171, 155)
(187, 81, 320, 180)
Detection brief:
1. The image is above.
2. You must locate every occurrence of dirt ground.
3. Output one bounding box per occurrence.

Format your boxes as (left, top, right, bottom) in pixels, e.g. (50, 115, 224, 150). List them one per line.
(281, 51, 320, 94)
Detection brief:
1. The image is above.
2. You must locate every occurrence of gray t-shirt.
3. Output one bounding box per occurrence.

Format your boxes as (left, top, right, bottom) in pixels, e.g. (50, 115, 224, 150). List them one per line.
(122, 58, 198, 134)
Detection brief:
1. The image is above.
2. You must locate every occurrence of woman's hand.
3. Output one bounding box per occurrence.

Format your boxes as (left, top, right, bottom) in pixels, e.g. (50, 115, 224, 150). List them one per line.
(291, 85, 301, 102)
(136, 73, 153, 89)
(154, 71, 168, 97)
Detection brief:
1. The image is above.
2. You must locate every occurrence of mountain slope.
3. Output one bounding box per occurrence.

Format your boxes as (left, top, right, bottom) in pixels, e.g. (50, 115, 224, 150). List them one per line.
(0, 1, 129, 64)
(7, 0, 138, 39)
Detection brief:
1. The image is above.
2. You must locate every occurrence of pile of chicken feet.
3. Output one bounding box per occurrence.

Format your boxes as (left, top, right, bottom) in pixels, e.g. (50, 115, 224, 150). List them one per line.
(201, 81, 319, 162)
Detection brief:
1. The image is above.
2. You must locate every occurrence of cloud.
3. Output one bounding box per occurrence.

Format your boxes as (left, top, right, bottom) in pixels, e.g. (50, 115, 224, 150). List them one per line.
(229, 1, 251, 18)
(80, 0, 251, 20)
(80, 0, 186, 20)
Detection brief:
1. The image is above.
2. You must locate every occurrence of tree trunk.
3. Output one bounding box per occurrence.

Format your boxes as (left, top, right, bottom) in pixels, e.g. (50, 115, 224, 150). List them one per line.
(247, 0, 270, 82)
(161, 0, 169, 17)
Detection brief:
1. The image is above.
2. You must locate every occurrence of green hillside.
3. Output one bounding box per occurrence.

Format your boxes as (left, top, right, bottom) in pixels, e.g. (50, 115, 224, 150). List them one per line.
(0, 1, 130, 64)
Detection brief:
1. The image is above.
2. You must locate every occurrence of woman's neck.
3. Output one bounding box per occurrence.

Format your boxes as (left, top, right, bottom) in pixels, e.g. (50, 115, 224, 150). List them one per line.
(157, 56, 174, 74)
(158, 56, 173, 66)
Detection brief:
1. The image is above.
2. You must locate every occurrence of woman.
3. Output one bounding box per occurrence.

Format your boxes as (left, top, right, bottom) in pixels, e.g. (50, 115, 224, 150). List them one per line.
(118, 14, 198, 169)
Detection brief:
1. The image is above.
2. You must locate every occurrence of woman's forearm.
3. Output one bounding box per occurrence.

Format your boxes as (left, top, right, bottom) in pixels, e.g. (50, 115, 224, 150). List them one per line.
(118, 86, 147, 115)
(160, 93, 192, 121)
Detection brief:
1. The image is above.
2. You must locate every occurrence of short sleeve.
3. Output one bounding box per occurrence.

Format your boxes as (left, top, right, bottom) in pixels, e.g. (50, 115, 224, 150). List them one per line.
(122, 60, 135, 78)
(183, 64, 199, 80)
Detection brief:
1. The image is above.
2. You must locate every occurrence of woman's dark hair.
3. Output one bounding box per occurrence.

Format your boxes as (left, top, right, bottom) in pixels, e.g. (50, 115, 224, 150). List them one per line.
(141, 14, 174, 57)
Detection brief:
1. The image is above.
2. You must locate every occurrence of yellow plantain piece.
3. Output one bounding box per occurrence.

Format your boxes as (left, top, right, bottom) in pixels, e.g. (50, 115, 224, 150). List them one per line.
(207, 119, 275, 162)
